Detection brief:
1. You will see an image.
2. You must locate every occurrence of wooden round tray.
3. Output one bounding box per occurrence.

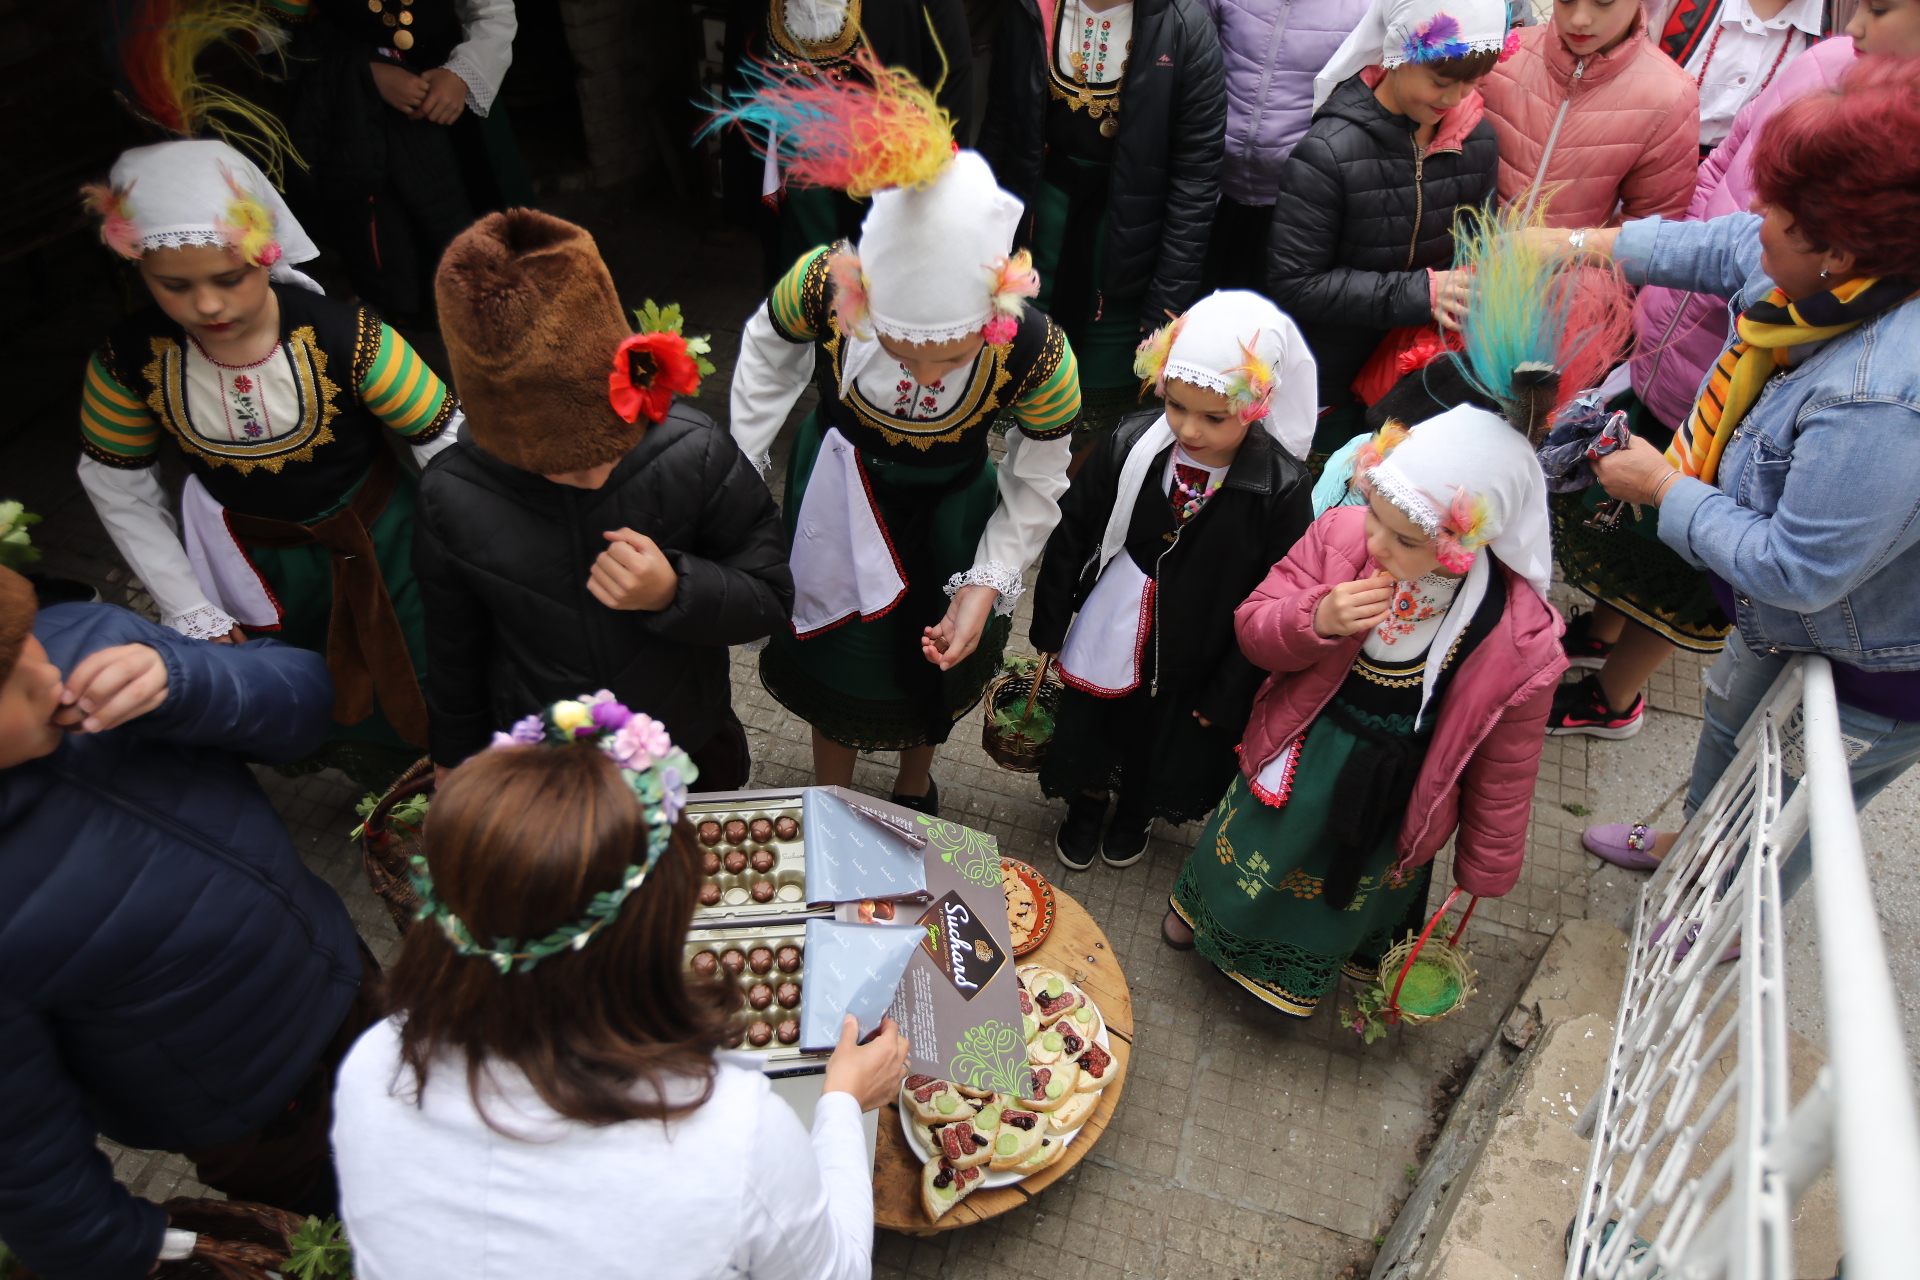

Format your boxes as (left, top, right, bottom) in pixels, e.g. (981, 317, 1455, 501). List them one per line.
(872, 883, 1134, 1234)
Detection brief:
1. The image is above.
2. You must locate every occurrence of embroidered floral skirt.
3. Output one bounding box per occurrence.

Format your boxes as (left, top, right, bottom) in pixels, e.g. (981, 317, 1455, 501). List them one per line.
(1171, 705, 1433, 1017)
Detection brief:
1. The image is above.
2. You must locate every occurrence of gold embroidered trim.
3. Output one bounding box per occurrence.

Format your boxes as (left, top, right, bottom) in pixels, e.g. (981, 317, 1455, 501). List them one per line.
(142, 328, 340, 475)
(1047, 0, 1127, 117)
(825, 322, 1017, 451)
(350, 307, 381, 386)
(767, 0, 863, 64)
(1350, 629, 1469, 688)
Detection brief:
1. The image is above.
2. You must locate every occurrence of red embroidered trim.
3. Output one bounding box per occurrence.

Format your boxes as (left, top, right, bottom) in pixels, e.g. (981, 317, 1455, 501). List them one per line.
(1243, 741, 1301, 808)
(1057, 576, 1154, 698)
(787, 443, 909, 641)
(222, 508, 286, 631)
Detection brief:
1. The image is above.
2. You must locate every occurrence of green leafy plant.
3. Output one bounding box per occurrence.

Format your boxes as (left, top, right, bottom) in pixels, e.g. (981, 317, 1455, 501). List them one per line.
(634, 300, 716, 380)
(0, 501, 42, 570)
(1341, 984, 1392, 1044)
(349, 791, 429, 840)
(1562, 802, 1593, 817)
(283, 1216, 353, 1280)
(990, 701, 1055, 743)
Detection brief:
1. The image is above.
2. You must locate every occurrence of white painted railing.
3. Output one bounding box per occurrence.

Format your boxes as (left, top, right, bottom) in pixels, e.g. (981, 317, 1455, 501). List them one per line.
(1565, 655, 1920, 1280)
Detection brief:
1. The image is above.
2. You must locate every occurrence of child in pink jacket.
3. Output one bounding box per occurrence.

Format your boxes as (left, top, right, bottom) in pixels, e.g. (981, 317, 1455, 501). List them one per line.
(1165, 405, 1565, 1017)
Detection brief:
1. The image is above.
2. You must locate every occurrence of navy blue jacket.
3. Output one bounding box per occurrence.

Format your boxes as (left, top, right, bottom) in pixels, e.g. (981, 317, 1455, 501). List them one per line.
(0, 606, 361, 1280)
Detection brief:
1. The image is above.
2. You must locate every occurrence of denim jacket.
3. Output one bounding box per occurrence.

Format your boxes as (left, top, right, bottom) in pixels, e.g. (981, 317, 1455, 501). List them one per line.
(1615, 213, 1920, 671)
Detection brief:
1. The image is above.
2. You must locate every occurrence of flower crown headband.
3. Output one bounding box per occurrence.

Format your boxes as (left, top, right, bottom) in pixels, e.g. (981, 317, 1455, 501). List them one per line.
(80, 168, 285, 267)
(1132, 317, 1279, 424)
(826, 243, 1040, 345)
(407, 692, 698, 974)
(1354, 421, 1495, 574)
(609, 300, 717, 425)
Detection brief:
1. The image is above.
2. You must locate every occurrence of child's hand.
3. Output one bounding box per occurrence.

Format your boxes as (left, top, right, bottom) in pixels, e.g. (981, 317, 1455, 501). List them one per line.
(413, 66, 469, 125)
(588, 529, 679, 611)
(1313, 571, 1395, 638)
(921, 585, 998, 671)
(1430, 269, 1470, 333)
(53, 643, 168, 733)
(369, 61, 428, 115)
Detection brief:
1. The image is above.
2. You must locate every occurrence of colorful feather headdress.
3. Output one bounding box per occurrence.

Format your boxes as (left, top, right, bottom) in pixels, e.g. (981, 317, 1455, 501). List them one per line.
(1447, 203, 1633, 445)
(103, 0, 303, 183)
(81, 143, 302, 269)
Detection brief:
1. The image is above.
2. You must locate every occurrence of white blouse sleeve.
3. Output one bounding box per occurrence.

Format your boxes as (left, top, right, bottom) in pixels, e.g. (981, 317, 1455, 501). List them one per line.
(76, 455, 236, 639)
(446, 0, 517, 117)
(730, 302, 817, 478)
(738, 1089, 872, 1280)
(949, 429, 1072, 615)
(409, 410, 463, 468)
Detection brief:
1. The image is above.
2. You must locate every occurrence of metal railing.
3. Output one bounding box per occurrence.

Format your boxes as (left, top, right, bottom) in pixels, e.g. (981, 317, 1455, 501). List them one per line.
(1564, 655, 1920, 1280)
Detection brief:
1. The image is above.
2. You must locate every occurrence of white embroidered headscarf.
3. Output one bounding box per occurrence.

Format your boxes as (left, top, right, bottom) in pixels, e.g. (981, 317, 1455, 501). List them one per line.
(90, 140, 324, 293)
(1094, 290, 1318, 579)
(855, 150, 1026, 345)
(1359, 404, 1551, 726)
(1312, 0, 1513, 111)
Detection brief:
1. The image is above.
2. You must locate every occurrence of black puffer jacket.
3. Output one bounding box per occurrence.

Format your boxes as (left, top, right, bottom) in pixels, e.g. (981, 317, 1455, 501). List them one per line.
(977, 0, 1226, 328)
(413, 404, 794, 768)
(1266, 74, 1498, 408)
(1029, 411, 1314, 732)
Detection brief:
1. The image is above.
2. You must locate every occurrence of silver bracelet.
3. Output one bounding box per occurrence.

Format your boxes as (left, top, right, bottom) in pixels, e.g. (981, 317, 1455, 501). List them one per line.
(1568, 228, 1589, 255)
(1652, 470, 1681, 505)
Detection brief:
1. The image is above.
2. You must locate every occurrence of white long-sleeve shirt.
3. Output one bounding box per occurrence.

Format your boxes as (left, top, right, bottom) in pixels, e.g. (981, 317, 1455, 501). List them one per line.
(333, 1018, 873, 1280)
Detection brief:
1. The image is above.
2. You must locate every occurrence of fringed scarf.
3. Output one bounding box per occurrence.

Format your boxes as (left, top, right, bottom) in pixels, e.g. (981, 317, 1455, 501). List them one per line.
(1668, 276, 1920, 485)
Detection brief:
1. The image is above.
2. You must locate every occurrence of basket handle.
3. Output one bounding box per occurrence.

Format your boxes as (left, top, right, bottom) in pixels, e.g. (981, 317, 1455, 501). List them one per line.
(1386, 886, 1480, 1020)
(364, 755, 434, 848)
(1020, 654, 1052, 721)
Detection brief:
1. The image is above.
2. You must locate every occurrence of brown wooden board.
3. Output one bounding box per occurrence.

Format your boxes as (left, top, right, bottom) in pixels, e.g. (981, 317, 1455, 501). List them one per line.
(873, 885, 1134, 1234)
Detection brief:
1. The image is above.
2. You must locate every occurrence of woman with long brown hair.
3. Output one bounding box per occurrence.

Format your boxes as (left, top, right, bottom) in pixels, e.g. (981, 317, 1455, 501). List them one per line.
(331, 698, 907, 1278)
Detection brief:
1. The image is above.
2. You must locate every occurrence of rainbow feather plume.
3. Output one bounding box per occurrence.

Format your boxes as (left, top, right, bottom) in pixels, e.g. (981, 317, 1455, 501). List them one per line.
(81, 182, 142, 258)
(1401, 13, 1471, 64)
(219, 168, 281, 265)
(702, 48, 956, 199)
(1132, 314, 1184, 396)
(1354, 419, 1411, 481)
(1222, 337, 1277, 424)
(104, 0, 303, 182)
(826, 244, 871, 338)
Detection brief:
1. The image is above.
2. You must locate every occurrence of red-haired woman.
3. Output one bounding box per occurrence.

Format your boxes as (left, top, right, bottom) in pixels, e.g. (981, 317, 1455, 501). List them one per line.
(331, 704, 907, 1278)
(1539, 56, 1920, 905)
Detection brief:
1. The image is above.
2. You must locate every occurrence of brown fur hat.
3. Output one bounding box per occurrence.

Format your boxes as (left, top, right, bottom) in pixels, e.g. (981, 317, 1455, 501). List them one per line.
(435, 209, 642, 476)
(0, 566, 37, 686)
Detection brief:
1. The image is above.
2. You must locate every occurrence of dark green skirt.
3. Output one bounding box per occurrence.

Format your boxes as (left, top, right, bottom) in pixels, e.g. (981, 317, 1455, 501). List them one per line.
(246, 467, 427, 792)
(1550, 392, 1730, 653)
(1171, 705, 1433, 1017)
(759, 411, 1012, 751)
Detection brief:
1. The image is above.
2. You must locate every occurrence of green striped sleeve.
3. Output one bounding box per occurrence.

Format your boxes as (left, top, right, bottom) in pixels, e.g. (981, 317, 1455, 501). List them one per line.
(79, 352, 161, 467)
(360, 323, 455, 440)
(1013, 324, 1081, 440)
(262, 0, 310, 17)
(768, 245, 831, 343)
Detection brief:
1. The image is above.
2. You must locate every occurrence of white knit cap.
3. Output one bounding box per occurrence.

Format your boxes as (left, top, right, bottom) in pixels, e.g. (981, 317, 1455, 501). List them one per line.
(108, 139, 319, 265)
(1312, 0, 1511, 111)
(858, 150, 1024, 344)
(1161, 290, 1319, 461)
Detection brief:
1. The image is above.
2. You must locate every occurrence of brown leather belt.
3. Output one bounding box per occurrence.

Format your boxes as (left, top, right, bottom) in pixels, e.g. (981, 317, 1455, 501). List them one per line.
(226, 449, 428, 747)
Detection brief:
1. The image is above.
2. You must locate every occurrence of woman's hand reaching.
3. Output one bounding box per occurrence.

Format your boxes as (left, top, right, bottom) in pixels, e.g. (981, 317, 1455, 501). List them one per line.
(823, 1015, 910, 1112)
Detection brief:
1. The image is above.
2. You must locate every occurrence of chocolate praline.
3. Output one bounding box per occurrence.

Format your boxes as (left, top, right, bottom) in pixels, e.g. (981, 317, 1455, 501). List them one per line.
(776, 945, 803, 973)
(698, 884, 722, 907)
(724, 849, 748, 875)
(746, 1021, 773, 1047)
(723, 1028, 744, 1048)
(776, 981, 802, 1008)
(750, 880, 775, 903)
(750, 848, 775, 873)
(690, 951, 718, 976)
(701, 850, 721, 876)
(696, 821, 722, 846)
(749, 817, 774, 844)
(723, 819, 749, 845)
(776, 1019, 800, 1045)
(748, 947, 774, 974)
(720, 949, 747, 976)
(748, 983, 773, 1010)
(774, 816, 799, 842)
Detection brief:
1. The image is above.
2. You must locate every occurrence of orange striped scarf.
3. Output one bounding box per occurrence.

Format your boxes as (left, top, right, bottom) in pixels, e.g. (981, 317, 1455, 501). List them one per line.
(1667, 276, 1919, 485)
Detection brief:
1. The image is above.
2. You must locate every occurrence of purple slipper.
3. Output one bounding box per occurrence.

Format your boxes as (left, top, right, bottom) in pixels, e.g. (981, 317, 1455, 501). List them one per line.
(1583, 823, 1665, 871)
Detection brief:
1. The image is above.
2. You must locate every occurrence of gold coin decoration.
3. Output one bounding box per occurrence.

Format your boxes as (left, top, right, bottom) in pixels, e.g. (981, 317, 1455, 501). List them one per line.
(382, 11, 396, 24)
(1100, 117, 1118, 137)
(368, 0, 381, 10)
(394, 29, 414, 49)
(398, 9, 412, 22)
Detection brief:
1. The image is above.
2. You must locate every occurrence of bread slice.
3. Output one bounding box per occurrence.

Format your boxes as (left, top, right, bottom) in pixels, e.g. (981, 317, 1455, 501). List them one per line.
(1016, 1060, 1080, 1111)
(1058, 998, 1103, 1044)
(1046, 1087, 1099, 1135)
(1014, 1132, 1069, 1174)
(921, 1157, 985, 1221)
(1029, 971, 1085, 1025)
(1017, 987, 1041, 1042)
(988, 1107, 1047, 1170)
(903, 1075, 968, 1125)
(934, 1115, 994, 1170)
(1026, 1023, 1073, 1066)
(1073, 1041, 1117, 1093)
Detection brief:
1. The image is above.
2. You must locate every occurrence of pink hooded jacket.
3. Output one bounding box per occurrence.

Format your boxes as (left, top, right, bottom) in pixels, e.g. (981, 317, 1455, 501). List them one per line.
(1233, 508, 1567, 897)
(1479, 11, 1701, 229)
(1630, 36, 1857, 429)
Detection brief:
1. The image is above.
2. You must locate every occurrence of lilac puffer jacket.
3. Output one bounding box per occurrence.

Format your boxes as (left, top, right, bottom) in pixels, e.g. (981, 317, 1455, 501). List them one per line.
(1629, 36, 1856, 430)
(1200, 0, 1372, 205)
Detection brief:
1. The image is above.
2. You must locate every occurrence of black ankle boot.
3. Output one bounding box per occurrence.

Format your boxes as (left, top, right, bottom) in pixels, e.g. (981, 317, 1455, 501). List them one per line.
(891, 777, 939, 818)
(1055, 793, 1107, 871)
(1101, 807, 1151, 868)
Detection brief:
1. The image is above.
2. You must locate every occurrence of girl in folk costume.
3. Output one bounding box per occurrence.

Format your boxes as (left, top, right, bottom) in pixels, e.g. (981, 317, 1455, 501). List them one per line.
(1164, 406, 1566, 1016)
(720, 66, 1081, 812)
(76, 140, 460, 788)
(1030, 292, 1318, 871)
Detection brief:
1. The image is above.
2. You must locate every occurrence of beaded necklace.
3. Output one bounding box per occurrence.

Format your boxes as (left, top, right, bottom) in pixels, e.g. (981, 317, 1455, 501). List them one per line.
(1690, 18, 1799, 95)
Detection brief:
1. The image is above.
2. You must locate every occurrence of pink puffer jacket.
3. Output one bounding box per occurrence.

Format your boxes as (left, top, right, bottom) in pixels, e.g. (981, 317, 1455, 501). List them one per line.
(1232, 508, 1567, 898)
(1479, 11, 1700, 229)
(1630, 36, 1857, 429)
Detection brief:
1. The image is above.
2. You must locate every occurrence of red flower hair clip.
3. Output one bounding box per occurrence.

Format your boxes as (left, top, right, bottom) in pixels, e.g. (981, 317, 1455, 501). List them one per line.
(608, 300, 716, 425)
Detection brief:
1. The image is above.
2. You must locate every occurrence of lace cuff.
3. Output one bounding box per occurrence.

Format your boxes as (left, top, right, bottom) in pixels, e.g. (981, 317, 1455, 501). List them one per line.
(165, 604, 240, 641)
(944, 562, 1025, 616)
(441, 52, 497, 115)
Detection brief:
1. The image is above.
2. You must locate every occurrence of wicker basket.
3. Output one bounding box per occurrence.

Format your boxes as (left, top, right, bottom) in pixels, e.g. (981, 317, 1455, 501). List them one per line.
(981, 656, 1063, 773)
(10, 1199, 314, 1280)
(359, 755, 434, 936)
(1377, 888, 1480, 1026)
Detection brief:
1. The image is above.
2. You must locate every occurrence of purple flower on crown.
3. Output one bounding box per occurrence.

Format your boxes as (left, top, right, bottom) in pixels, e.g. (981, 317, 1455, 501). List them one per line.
(590, 699, 634, 734)
(1401, 12, 1470, 64)
(489, 713, 549, 749)
(609, 713, 672, 770)
(659, 766, 687, 825)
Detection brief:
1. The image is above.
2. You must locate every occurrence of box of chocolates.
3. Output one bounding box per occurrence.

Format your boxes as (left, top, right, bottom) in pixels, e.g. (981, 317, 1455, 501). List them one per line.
(685, 794, 822, 925)
(684, 925, 820, 1073)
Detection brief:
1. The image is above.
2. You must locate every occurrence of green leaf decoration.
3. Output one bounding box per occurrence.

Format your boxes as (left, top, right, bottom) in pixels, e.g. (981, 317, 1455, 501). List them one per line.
(915, 815, 1001, 887)
(283, 1216, 354, 1280)
(950, 1020, 1032, 1096)
(0, 501, 43, 569)
(634, 300, 717, 380)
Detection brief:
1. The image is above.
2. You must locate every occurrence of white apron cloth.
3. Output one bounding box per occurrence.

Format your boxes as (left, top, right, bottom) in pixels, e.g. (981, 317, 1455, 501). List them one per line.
(179, 474, 283, 629)
(1056, 554, 1155, 697)
(788, 426, 909, 637)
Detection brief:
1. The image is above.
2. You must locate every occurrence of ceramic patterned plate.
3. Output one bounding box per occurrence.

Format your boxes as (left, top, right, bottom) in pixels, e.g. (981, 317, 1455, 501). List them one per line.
(1001, 857, 1056, 958)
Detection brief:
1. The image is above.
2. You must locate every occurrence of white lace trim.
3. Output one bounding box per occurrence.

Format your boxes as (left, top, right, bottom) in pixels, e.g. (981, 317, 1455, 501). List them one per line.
(137, 228, 233, 254)
(1380, 36, 1507, 70)
(165, 603, 240, 640)
(441, 51, 497, 116)
(869, 307, 994, 346)
(1364, 464, 1441, 536)
(946, 562, 1026, 616)
(1162, 360, 1231, 394)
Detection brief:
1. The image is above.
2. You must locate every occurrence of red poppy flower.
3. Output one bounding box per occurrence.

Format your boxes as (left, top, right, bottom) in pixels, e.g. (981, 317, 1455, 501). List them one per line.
(608, 332, 701, 425)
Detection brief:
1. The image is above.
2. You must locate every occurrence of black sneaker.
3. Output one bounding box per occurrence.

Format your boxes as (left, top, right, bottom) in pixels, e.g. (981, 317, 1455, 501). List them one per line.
(1101, 809, 1151, 868)
(1055, 794, 1106, 871)
(1562, 610, 1615, 670)
(891, 778, 939, 818)
(1547, 674, 1645, 739)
